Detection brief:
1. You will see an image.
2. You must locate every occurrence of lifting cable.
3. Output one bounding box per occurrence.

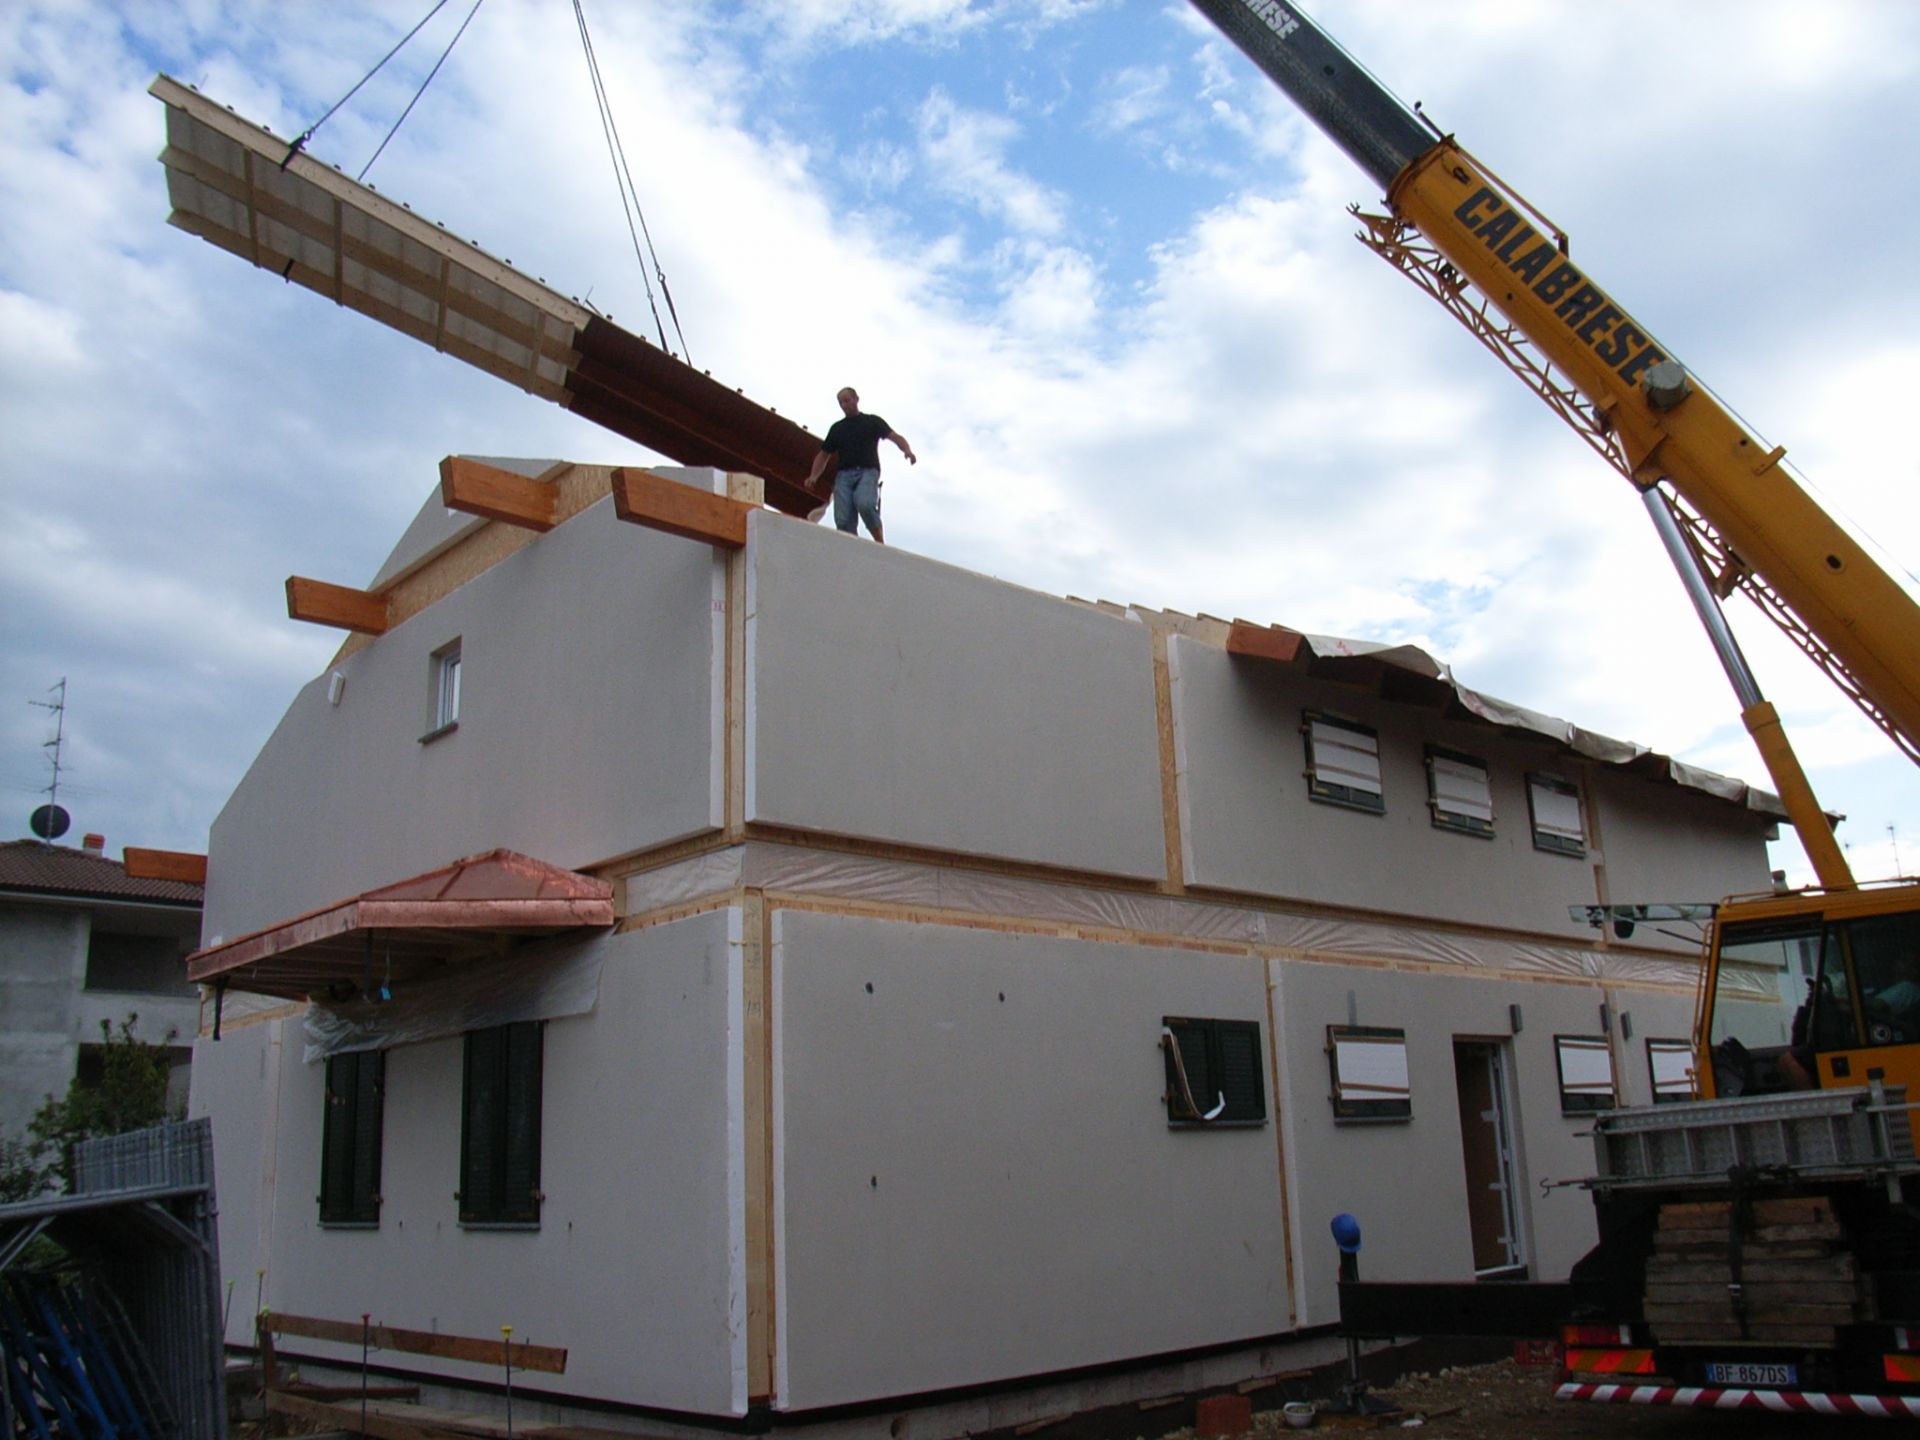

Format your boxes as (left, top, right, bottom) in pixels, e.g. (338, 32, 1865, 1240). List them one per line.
(357, 0, 486, 182)
(278, 0, 484, 182)
(572, 0, 691, 362)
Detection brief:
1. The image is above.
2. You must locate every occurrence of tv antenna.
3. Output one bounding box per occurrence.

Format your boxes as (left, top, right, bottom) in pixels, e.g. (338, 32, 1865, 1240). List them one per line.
(28, 678, 71, 844)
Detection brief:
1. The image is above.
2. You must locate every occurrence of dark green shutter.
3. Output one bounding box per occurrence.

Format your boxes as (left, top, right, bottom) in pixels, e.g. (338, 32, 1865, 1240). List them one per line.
(1163, 1017, 1266, 1127)
(1214, 1022, 1265, 1122)
(460, 1022, 543, 1224)
(320, 1050, 384, 1224)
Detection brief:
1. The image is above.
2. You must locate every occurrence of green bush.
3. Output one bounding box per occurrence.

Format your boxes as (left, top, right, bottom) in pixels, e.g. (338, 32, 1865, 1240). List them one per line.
(1, 1015, 182, 1198)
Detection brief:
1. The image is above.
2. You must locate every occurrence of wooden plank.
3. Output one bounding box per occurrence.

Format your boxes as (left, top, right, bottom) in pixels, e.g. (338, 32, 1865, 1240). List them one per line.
(287, 576, 389, 634)
(440, 456, 558, 531)
(263, 1311, 566, 1373)
(611, 468, 752, 549)
(1752, 1196, 1834, 1225)
(1656, 1201, 1731, 1230)
(1225, 620, 1304, 665)
(121, 846, 207, 884)
(1647, 1255, 1857, 1284)
(267, 1390, 443, 1440)
(284, 1382, 422, 1402)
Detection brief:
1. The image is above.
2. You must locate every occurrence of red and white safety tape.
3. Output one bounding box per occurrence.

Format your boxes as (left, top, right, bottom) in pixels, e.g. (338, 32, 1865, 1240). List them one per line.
(1557, 1382, 1920, 1419)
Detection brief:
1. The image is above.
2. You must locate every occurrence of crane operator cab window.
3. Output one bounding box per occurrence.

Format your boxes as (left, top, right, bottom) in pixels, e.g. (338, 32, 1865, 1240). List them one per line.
(1707, 908, 1920, 1096)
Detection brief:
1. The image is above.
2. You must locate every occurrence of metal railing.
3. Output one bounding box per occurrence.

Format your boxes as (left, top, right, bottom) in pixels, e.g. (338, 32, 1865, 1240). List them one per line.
(72, 1116, 214, 1196)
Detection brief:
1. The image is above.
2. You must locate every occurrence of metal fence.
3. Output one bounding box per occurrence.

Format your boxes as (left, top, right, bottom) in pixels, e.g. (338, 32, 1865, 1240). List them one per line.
(1, 1118, 227, 1439)
(72, 1115, 215, 1196)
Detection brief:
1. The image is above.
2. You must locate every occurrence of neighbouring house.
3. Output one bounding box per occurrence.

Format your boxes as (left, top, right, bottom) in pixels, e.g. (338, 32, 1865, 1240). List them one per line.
(187, 459, 1789, 1433)
(0, 837, 203, 1145)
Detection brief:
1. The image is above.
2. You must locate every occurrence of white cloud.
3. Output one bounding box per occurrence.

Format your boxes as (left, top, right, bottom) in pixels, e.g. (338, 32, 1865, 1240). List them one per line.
(916, 86, 1065, 236)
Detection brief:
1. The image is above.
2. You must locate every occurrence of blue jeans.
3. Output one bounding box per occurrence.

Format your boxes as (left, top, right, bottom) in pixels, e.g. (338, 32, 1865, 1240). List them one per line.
(833, 466, 881, 536)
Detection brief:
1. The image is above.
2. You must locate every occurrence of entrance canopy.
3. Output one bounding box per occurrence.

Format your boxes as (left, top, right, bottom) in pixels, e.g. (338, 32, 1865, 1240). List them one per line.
(186, 850, 614, 1001)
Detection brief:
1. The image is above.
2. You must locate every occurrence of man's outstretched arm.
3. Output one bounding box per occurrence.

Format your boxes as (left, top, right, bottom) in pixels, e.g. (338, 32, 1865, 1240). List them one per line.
(887, 430, 917, 465)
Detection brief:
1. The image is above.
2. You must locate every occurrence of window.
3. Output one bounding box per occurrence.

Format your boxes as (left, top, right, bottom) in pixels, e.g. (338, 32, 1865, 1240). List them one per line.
(1527, 773, 1586, 857)
(459, 1022, 543, 1225)
(1302, 712, 1384, 814)
(425, 639, 461, 740)
(1327, 1025, 1412, 1121)
(320, 1050, 385, 1225)
(1646, 1037, 1695, 1103)
(1426, 747, 1494, 838)
(84, 930, 195, 996)
(1554, 1034, 1617, 1114)
(1161, 1017, 1266, 1126)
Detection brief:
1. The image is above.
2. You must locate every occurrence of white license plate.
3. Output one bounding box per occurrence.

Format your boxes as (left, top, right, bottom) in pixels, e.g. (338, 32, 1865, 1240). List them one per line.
(1705, 1362, 1796, 1387)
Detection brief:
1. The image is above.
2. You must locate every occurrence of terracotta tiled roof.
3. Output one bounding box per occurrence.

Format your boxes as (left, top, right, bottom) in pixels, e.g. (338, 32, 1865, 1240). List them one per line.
(0, 840, 203, 905)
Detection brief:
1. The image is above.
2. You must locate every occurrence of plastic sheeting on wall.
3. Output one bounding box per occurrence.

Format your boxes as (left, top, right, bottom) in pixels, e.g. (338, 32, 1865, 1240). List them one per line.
(301, 930, 610, 1063)
(620, 841, 1765, 997)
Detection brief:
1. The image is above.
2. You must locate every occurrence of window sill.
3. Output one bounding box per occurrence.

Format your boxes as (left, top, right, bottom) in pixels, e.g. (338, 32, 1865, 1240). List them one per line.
(318, 1219, 380, 1230)
(418, 720, 459, 746)
(457, 1220, 541, 1232)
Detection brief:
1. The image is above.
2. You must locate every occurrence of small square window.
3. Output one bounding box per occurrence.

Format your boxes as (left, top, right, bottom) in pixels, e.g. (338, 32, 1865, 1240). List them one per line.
(1426, 748, 1493, 837)
(1327, 1025, 1412, 1122)
(1646, 1038, 1696, 1103)
(1527, 773, 1586, 857)
(1554, 1034, 1617, 1114)
(320, 1049, 384, 1226)
(1303, 712, 1384, 814)
(1161, 1017, 1266, 1126)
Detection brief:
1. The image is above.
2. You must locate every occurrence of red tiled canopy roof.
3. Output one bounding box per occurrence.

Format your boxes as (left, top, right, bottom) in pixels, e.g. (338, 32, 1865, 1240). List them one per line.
(186, 849, 614, 1001)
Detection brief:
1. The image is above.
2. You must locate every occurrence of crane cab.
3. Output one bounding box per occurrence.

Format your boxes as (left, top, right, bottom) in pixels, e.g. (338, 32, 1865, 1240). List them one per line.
(1699, 881, 1920, 1101)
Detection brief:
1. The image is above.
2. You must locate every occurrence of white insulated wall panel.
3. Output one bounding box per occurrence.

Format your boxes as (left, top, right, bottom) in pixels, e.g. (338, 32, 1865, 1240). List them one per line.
(772, 909, 1286, 1410)
(248, 916, 742, 1414)
(1272, 962, 1616, 1325)
(206, 496, 724, 941)
(745, 517, 1166, 880)
(1169, 637, 1768, 942)
(1589, 779, 1774, 915)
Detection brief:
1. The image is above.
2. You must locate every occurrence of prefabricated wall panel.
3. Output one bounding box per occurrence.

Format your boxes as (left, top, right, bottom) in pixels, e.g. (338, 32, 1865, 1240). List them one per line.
(1270, 961, 1694, 1326)
(1169, 636, 1763, 941)
(771, 910, 1288, 1410)
(745, 518, 1167, 880)
(225, 916, 744, 1414)
(1590, 778, 1774, 914)
(188, 1018, 282, 1345)
(205, 496, 724, 942)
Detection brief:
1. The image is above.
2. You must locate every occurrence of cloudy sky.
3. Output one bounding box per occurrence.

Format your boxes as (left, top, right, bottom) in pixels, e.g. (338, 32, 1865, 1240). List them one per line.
(5, 0, 1920, 889)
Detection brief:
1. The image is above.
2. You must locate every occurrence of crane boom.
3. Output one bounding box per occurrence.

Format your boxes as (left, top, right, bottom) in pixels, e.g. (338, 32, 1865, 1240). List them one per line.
(1190, 0, 1920, 885)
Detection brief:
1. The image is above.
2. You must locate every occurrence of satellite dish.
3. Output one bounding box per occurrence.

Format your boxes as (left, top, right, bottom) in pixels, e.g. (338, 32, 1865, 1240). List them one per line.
(29, 804, 71, 841)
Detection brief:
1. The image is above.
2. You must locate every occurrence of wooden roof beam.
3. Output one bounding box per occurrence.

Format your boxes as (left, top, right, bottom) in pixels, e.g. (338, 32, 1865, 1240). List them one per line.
(612, 468, 753, 550)
(122, 847, 208, 884)
(439, 456, 558, 531)
(1226, 621, 1306, 664)
(287, 576, 390, 635)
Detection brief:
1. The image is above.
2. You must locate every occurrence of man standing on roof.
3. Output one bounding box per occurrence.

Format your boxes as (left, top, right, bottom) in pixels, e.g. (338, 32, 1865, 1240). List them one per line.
(806, 387, 915, 543)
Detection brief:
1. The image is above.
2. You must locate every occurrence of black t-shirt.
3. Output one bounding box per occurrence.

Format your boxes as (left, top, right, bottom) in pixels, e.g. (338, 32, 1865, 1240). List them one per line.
(822, 412, 891, 469)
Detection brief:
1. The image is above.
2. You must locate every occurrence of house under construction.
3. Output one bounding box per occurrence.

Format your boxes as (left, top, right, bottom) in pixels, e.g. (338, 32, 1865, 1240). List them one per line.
(154, 70, 1797, 1438)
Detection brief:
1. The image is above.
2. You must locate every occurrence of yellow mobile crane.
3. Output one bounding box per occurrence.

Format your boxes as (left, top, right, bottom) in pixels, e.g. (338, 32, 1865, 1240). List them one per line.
(1190, 0, 1920, 1414)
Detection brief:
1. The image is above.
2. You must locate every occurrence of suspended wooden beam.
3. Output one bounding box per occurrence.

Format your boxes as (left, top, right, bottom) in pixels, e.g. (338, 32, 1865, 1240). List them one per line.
(122, 847, 208, 885)
(438, 456, 557, 531)
(286, 577, 389, 635)
(150, 76, 839, 519)
(612, 468, 753, 550)
(1225, 621, 1306, 664)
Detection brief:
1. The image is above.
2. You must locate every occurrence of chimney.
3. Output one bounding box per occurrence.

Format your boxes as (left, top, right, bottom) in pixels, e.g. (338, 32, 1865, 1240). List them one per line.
(82, 833, 105, 855)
